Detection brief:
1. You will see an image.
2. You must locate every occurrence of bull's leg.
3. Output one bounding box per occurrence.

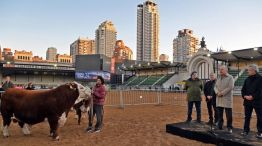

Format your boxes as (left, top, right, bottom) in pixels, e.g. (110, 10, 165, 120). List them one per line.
(19, 122, 31, 135)
(58, 112, 67, 127)
(76, 109, 81, 125)
(48, 117, 60, 140)
(2, 115, 12, 137)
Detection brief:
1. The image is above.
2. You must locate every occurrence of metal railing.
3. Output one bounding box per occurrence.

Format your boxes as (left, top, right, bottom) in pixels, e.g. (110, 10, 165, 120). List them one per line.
(104, 89, 252, 119)
(105, 89, 187, 107)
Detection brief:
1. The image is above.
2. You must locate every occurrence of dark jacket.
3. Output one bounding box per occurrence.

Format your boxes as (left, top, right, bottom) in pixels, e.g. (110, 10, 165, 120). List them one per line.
(204, 79, 216, 102)
(2, 81, 14, 91)
(241, 73, 262, 108)
(185, 78, 203, 101)
(92, 84, 106, 105)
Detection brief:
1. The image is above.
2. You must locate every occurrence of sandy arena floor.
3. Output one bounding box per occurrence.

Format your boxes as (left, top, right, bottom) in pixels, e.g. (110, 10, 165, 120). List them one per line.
(0, 99, 257, 146)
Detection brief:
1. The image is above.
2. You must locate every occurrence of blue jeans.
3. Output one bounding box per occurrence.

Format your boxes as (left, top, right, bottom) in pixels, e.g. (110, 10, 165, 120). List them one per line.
(244, 106, 262, 133)
(187, 101, 201, 121)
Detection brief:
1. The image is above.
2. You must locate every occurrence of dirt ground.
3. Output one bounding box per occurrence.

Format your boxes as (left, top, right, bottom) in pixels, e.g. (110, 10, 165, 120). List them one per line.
(0, 98, 257, 146)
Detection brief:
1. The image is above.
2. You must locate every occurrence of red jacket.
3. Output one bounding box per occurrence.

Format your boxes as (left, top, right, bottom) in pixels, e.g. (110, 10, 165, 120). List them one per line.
(92, 84, 106, 105)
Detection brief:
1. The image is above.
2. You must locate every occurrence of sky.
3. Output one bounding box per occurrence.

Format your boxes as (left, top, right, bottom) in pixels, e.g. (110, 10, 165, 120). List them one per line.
(0, 0, 262, 61)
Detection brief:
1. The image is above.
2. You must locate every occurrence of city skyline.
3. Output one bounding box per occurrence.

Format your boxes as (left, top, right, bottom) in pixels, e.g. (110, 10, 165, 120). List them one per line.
(0, 0, 262, 61)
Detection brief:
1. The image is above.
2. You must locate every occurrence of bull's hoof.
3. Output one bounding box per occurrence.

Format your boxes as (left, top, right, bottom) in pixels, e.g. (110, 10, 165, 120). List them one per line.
(22, 124, 31, 135)
(23, 133, 31, 136)
(52, 136, 60, 141)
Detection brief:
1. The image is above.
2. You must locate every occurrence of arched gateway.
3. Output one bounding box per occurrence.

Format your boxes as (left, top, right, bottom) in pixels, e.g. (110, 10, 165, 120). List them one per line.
(187, 38, 214, 80)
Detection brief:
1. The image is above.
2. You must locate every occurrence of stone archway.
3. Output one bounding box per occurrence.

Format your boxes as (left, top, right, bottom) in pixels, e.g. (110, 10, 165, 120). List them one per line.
(187, 54, 214, 80)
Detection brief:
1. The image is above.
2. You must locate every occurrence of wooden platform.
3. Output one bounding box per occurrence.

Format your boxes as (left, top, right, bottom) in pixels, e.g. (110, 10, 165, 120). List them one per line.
(166, 121, 262, 146)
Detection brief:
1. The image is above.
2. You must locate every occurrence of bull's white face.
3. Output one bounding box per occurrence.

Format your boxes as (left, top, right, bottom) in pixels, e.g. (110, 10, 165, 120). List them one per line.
(73, 81, 92, 104)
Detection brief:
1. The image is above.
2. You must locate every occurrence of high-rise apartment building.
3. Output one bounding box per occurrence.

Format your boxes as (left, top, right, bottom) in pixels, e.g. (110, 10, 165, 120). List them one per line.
(113, 40, 133, 61)
(70, 37, 95, 63)
(173, 29, 199, 62)
(137, 0, 159, 62)
(95, 21, 117, 58)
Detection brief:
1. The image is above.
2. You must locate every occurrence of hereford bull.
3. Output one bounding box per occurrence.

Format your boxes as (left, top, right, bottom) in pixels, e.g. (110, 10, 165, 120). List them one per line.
(0, 81, 91, 140)
(73, 98, 91, 125)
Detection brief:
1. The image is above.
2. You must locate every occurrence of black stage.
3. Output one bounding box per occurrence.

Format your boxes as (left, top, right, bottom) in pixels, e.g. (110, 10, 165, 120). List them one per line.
(166, 121, 262, 146)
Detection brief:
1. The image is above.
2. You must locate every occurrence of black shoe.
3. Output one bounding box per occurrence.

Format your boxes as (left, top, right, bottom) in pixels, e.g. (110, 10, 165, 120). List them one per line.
(228, 128, 233, 134)
(185, 119, 191, 123)
(241, 131, 248, 136)
(206, 120, 213, 125)
(93, 128, 101, 133)
(216, 126, 223, 130)
(197, 120, 202, 123)
(256, 132, 262, 139)
(86, 127, 93, 133)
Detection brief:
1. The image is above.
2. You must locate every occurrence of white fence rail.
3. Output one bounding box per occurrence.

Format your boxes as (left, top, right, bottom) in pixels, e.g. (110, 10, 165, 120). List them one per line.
(105, 89, 187, 107)
(105, 89, 248, 118)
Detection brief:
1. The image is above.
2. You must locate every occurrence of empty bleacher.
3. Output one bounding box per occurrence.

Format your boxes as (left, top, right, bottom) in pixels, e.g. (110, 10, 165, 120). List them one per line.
(124, 74, 174, 86)
(140, 75, 162, 86)
(234, 70, 248, 86)
(234, 68, 262, 86)
(155, 74, 173, 86)
(127, 76, 147, 86)
(228, 69, 240, 78)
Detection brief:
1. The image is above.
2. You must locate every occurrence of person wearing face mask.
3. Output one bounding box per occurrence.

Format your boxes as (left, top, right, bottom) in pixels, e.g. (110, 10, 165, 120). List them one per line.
(185, 71, 203, 123)
(241, 64, 262, 139)
(86, 76, 106, 133)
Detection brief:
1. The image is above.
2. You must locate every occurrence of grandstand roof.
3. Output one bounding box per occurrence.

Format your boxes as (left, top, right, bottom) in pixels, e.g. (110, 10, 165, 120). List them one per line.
(120, 61, 186, 71)
(211, 47, 262, 62)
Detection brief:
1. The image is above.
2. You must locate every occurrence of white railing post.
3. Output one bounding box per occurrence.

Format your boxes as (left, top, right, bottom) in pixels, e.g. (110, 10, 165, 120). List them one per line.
(120, 90, 124, 109)
(157, 88, 161, 105)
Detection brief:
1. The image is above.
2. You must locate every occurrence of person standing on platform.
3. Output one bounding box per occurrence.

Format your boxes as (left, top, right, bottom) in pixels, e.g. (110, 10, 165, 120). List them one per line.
(204, 73, 218, 125)
(185, 71, 203, 123)
(214, 65, 234, 134)
(241, 64, 262, 138)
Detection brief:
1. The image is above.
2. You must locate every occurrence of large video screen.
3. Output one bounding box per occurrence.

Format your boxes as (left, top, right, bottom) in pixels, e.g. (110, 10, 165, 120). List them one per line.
(75, 71, 111, 81)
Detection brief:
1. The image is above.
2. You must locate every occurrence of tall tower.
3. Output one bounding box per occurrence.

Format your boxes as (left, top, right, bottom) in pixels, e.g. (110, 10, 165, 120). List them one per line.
(137, 0, 159, 62)
(173, 29, 199, 62)
(46, 47, 57, 61)
(95, 21, 117, 58)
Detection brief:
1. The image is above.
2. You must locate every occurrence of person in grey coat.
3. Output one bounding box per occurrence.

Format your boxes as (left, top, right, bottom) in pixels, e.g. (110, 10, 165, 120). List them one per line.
(214, 65, 234, 134)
